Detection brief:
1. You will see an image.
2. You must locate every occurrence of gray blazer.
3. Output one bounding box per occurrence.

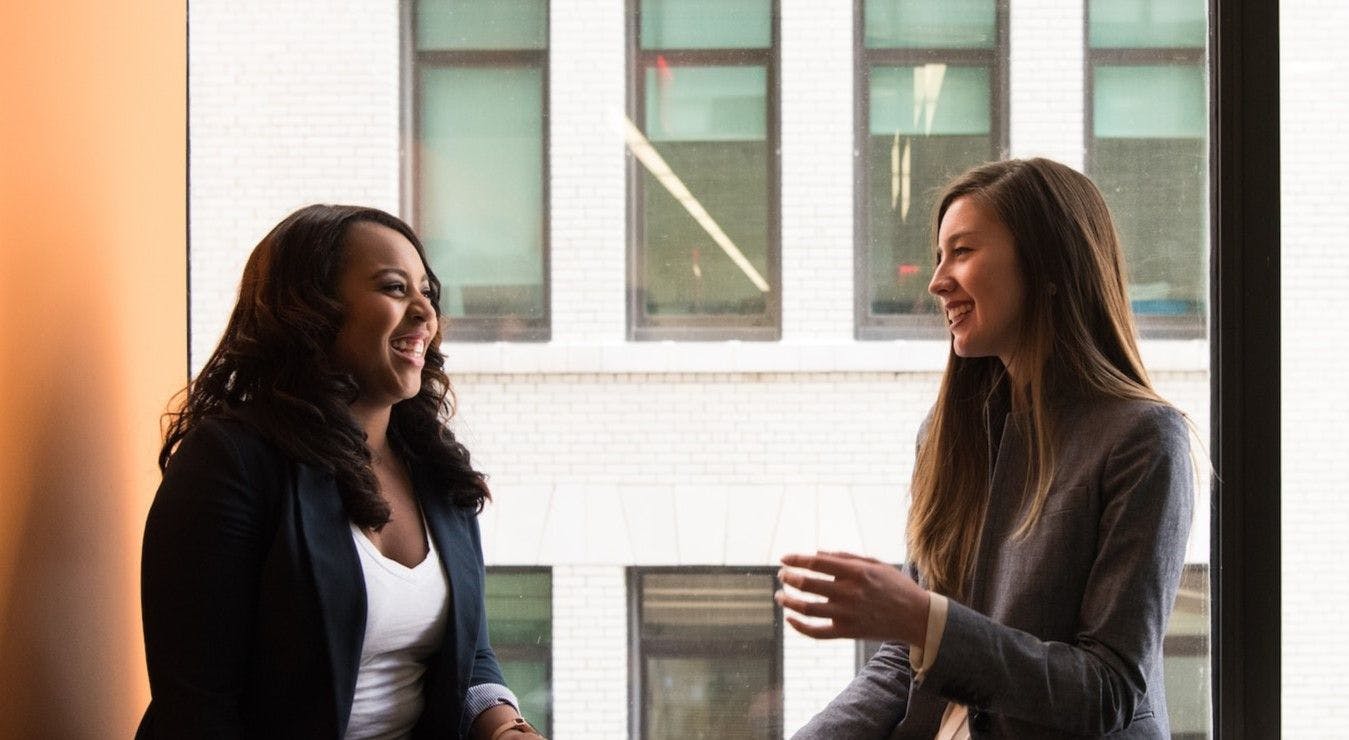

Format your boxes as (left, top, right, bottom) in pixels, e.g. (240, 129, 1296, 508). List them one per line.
(794, 396, 1194, 739)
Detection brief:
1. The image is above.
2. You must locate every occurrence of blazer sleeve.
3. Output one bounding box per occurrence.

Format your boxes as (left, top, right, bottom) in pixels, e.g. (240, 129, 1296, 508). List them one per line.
(916, 405, 1194, 735)
(791, 561, 923, 740)
(467, 510, 506, 689)
(138, 418, 280, 739)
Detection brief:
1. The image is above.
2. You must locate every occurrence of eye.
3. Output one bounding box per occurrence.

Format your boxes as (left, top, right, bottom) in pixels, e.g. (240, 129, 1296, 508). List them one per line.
(420, 286, 434, 299)
(952, 246, 972, 257)
(382, 282, 407, 295)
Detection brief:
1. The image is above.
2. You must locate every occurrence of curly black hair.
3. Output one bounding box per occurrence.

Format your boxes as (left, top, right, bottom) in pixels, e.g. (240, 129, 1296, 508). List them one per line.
(161, 204, 489, 526)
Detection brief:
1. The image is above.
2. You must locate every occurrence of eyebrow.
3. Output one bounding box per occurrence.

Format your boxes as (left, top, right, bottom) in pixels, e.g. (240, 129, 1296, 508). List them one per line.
(370, 267, 429, 285)
(940, 229, 979, 246)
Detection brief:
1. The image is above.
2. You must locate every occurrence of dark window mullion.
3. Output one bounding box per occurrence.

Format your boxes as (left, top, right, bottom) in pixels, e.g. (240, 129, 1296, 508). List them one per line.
(416, 49, 547, 66)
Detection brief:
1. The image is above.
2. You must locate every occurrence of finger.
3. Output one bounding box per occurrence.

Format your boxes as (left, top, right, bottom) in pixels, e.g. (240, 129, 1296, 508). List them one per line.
(775, 590, 843, 620)
(819, 550, 884, 565)
(785, 615, 843, 640)
(778, 568, 848, 600)
(780, 552, 864, 578)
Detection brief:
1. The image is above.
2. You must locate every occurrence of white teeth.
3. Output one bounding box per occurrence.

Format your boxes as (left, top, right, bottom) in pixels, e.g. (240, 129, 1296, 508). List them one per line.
(391, 338, 425, 356)
(946, 304, 972, 324)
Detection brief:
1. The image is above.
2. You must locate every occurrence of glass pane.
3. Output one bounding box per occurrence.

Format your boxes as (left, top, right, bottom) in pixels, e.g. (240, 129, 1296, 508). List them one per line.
(639, 0, 771, 50)
(638, 571, 779, 739)
(1090, 65, 1206, 318)
(641, 572, 776, 640)
(866, 65, 991, 317)
(645, 656, 775, 739)
(1088, 0, 1206, 49)
(486, 570, 551, 735)
(639, 65, 770, 318)
(486, 570, 552, 645)
(416, 0, 547, 50)
(1163, 565, 1210, 739)
(864, 0, 997, 49)
(869, 65, 990, 136)
(1093, 65, 1206, 139)
(418, 66, 545, 319)
(500, 659, 550, 736)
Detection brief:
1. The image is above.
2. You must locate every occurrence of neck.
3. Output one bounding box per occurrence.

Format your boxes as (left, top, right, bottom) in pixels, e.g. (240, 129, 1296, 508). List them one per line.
(349, 400, 393, 459)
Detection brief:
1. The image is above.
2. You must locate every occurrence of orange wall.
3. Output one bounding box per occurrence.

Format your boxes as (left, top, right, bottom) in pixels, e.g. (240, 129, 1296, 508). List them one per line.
(0, 2, 185, 737)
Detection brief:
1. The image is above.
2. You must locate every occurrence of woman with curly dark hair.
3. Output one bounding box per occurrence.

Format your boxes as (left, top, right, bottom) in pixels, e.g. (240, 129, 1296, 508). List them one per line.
(137, 205, 543, 739)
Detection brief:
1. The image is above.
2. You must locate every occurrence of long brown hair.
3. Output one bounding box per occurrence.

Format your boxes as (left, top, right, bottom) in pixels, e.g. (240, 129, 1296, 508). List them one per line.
(907, 158, 1166, 599)
(161, 204, 489, 527)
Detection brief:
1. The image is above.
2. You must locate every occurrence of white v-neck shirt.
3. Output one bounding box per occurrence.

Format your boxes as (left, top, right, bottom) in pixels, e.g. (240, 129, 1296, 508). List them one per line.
(344, 521, 449, 740)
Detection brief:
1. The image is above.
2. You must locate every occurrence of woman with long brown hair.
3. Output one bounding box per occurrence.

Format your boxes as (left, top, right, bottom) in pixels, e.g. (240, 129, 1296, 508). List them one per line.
(779, 158, 1194, 738)
(138, 205, 543, 739)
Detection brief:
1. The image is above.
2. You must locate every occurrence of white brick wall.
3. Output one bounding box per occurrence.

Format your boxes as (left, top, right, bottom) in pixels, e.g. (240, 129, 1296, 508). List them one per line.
(184, 1, 1329, 736)
(551, 566, 628, 738)
(1281, 0, 1349, 730)
(189, 0, 401, 367)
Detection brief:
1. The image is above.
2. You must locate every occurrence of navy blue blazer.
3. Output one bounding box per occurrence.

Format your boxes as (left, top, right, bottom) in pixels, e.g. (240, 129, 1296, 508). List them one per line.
(137, 413, 504, 739)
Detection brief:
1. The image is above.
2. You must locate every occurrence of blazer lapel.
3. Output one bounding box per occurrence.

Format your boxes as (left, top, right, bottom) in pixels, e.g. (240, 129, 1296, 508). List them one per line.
(294, 463, 366, 735)
(419, 480, 479, 693)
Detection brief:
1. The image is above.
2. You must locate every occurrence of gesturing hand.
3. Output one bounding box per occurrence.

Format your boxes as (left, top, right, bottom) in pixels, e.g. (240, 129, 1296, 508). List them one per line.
(775, 551, 930, 645)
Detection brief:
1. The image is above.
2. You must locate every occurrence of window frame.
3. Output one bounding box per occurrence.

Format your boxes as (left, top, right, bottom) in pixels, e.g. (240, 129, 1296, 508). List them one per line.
(1209, 0, 1281, 736)
(400, 0, 553, 342)
(852, 0, 1010, 340)
(1083, 2, 1208, 340)
(484, 565, 553, 736)
(624, 0, 783, 341)
(626, 566, 784, 739)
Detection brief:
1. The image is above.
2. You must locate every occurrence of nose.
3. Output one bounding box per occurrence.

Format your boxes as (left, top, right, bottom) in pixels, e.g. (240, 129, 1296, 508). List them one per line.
(928, 261, 951, 297)
(410, 291, 434, 324)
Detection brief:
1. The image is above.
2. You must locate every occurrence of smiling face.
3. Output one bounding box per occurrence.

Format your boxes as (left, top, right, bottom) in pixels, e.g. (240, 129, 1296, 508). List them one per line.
(929, 196, 1028, 370)
(331, 221, 437, 412)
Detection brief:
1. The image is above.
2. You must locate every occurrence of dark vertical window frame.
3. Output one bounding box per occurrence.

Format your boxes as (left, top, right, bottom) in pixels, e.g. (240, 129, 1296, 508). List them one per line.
(852, 0, 1009, 340)
(624, 0, 783, 341)
(484, 565, 554, 736)
(1209, 0, 1279, 737)
(400, 0, 552, 342)
(1083, 4, 1207, 340)
(626, 566, 785, 739)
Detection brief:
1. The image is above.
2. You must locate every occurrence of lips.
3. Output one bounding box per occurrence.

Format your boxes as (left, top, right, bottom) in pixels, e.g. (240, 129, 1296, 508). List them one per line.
(389, 333, 427, 366)
(945, 302, 973, 328)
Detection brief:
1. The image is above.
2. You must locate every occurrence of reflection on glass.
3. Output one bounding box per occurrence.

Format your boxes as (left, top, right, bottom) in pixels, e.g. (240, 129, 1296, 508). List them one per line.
(639, 65, 770, 318)
(635, 570, 780, 739)
(865, 65, 992, 318)
(485, 568, 552, 736)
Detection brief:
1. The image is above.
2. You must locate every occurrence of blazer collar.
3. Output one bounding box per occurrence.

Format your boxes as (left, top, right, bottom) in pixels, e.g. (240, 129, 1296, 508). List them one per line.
(293, 463, 366, 737)
(415, 467, 481, 696)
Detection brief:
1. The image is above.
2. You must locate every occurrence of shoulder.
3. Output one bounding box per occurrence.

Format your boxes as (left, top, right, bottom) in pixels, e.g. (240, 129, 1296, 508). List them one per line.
(1064, 397, 1189, 455)
(157, 412, 295, 515)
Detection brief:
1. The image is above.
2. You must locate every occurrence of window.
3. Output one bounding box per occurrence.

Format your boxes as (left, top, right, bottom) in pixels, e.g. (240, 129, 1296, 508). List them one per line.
(484, 567, 553, 736)
(1086, 0, 1207, 337)
(1163, 564, 1209, 740)
(629, 568, 782, 738)
(407, 0, 550, 341)
(855, 0, 1007, 338)
(626, 0, 780, 340)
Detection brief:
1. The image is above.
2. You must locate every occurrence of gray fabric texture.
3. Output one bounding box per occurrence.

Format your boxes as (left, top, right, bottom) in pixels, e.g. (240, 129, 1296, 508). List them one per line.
(793, 396, 1194, 739)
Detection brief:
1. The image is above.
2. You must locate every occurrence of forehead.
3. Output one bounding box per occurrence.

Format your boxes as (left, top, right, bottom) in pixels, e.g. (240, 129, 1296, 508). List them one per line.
(342, 221, 425, 274)
(939, 196, 1001, 240)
